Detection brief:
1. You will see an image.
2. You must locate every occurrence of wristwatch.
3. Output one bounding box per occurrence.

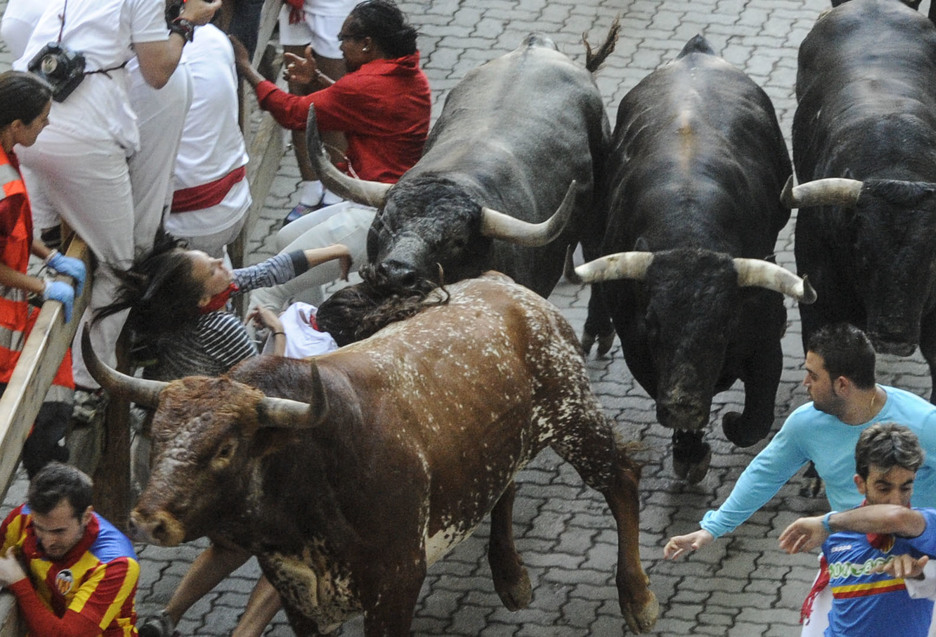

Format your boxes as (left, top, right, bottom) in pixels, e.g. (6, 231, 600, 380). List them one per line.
(169, 17, 196, 43)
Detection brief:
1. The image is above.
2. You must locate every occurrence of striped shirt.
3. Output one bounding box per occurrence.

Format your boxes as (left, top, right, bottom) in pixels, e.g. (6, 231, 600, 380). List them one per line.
(145, 252, 308, 380)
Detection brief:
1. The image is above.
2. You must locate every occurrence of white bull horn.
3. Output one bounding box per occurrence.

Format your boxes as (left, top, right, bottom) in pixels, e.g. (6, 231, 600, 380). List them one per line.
(305, 105, 391, 208)
(80, 325, 166, 408)
(480, 180, 579, 247)
(574, 251, 654, 283)
(733, 258, 818, 304)
(781, 177, 863, 209)
(257, 362, 328, 429)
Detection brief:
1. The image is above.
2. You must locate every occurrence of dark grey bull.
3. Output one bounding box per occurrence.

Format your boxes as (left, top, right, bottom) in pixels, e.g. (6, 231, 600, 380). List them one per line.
(577, 36, 814, 482)
(787, 0, 936, 401)
(85, 274, 659, 636)
(307, 29, 616, 299)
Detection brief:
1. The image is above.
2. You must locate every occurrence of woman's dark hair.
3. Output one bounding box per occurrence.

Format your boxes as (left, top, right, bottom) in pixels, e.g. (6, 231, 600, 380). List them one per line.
(0, 71, 53, 129)
(345, 0, 418, 58)
(317, 281, 448, 346)
(94, 237, 205, 340)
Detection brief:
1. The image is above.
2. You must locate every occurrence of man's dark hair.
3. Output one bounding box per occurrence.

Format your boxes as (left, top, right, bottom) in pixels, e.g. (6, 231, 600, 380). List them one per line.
(345, 0, 418, 58)
(855, 422, 924, 480)
(806, 322, 876, 389)
(27, 462, 93, 518)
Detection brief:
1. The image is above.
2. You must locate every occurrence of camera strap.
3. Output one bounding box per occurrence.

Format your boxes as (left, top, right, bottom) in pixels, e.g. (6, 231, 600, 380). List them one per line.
(54, 0, 128, 78)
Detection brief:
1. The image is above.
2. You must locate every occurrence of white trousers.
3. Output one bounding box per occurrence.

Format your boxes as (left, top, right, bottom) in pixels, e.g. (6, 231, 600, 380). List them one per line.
(250, 201, 375, 312)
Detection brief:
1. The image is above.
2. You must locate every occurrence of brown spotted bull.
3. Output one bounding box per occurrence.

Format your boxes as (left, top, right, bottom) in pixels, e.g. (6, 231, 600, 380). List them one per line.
(83, 273, 658, 636)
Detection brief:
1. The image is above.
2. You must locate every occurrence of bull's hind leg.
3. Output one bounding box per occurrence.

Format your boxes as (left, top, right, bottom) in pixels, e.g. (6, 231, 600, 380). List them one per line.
(488, 481, 532, 610)
(551, 414, 659, 633)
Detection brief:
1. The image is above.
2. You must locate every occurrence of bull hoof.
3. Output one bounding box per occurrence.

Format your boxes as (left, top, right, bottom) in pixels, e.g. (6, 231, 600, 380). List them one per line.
(673, 444, 711, 484)
(595, 331, 616, 358)
(581, 329, 597, 356)
(722, 411, 767, 448)
(622, 591, 659, 634)
(672, 431, 711, 483)
(494, 568, 532, 611)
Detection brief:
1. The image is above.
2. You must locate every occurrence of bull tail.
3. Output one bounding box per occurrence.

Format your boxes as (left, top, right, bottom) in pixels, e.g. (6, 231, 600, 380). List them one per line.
(584, 16, 620, 72)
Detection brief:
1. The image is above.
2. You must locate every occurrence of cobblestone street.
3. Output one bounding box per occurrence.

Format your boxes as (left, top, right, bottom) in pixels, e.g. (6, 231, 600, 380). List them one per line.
(3, 0, 933, 634)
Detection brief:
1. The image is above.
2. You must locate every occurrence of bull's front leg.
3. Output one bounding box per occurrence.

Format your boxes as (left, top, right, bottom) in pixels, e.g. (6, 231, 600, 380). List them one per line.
(604, 443, 658, 634)
(488, 481, 532, 610)
(359, 549, 427, 637)
(722, 309, 784, 447)
(554, 422, 658, 633)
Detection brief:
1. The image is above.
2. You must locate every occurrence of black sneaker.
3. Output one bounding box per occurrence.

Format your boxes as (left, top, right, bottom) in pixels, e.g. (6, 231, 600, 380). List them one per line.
(138, 610, 178, 637)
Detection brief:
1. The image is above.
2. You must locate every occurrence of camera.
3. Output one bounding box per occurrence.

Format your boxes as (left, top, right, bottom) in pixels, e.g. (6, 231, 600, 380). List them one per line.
(28, 43, 86, 102)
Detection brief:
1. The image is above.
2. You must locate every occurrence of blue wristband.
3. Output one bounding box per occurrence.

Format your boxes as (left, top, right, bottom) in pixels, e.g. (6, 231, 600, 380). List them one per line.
(822, 511, 837, 533)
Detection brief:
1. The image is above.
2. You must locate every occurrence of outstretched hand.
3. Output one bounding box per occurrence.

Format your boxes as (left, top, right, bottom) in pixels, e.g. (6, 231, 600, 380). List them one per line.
(778, 515, 827, 554)
(664, 529, 714, 560)
(283, 46, 319, 85)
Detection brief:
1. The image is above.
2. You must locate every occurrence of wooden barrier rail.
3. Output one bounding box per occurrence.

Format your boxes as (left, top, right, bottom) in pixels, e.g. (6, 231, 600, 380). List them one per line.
(0, 235, 93, 635)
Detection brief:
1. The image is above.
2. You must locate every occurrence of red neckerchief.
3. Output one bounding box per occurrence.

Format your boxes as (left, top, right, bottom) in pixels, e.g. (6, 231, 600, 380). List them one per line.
(199, 282, 239, 314)
(800, 500, 894, 624)
(284, 0, 303, 23)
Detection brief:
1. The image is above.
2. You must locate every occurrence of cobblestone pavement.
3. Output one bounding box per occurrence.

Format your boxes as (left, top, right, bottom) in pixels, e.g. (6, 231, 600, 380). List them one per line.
(3, 0, 935, 634)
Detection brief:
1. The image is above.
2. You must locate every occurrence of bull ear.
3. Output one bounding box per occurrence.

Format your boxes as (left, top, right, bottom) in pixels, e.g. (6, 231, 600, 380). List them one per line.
(306, 105, 391, 208)
(256, 362, 328, 429)
(80, 325, 166, 408)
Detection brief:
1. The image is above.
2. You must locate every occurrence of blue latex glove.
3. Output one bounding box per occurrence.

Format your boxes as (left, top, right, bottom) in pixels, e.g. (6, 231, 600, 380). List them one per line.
(46, 251, 86, 296)
(43, 280, 75, 323)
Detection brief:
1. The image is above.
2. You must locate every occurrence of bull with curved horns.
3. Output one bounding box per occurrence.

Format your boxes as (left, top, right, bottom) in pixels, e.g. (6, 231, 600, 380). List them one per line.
(306, 28, 617, 301)
(576, 36, 815, 483)
(787, 0, 936, 402)
(84, 273, 660, 635)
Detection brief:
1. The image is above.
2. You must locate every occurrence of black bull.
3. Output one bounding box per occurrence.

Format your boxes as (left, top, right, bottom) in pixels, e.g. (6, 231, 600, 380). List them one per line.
(82, 274, 659, 635)
(787, 0, 936, 402)
(305, 29, 617, 299)
(577, 35, 815, 483)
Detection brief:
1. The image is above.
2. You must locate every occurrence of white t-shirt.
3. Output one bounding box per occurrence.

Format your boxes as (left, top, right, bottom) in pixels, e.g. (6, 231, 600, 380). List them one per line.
(166, 23, 251, 238)
(12, 0, 169, 151)
(261, 302, 339, 359)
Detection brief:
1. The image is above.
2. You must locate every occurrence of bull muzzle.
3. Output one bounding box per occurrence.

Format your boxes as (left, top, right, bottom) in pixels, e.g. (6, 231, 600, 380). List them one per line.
(655, 397, 710, 432)
(127, 509, 187, 546)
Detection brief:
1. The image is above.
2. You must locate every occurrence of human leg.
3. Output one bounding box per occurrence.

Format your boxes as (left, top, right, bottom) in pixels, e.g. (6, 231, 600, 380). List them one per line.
(231, 576, 282, 637)
(140, 542, 252, 637)
(128, 62, 194, 259)
(250, 203, 374, 311)
(18, 128, 136, 388)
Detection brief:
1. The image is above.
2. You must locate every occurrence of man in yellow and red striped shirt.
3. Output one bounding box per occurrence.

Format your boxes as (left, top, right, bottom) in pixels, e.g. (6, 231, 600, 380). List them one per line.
(0, 463, 139, 636)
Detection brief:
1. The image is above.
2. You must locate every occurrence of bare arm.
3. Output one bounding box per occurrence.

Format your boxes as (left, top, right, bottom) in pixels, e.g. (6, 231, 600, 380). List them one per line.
(134, 0, 222, 88)
(304, 244, 352, 281)
(780, 506, 927, 555)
